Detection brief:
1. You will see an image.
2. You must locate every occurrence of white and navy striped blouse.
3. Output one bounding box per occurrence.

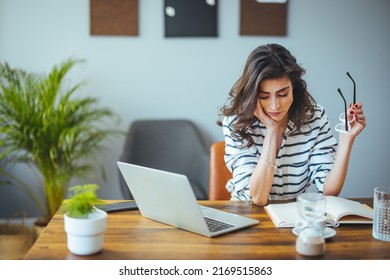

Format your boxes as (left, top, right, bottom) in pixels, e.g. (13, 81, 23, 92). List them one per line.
(222, 105, 337, 201)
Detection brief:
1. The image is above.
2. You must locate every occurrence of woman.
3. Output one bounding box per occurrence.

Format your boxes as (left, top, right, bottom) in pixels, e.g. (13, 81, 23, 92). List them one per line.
(219, 44, 366, 206)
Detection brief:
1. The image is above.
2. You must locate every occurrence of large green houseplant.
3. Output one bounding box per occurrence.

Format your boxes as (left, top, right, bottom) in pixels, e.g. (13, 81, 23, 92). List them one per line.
(0, 58, 119, 224)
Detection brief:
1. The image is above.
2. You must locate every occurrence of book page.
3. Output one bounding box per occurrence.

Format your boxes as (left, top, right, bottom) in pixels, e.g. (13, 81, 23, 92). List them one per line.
(265, 196, 373, 228)
(264, 202, 301, 227)
(325, 196, 373, 224)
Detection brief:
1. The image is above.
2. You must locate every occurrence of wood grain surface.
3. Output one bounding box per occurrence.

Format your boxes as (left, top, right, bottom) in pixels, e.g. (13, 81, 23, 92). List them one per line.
(24, 199, 390, 260)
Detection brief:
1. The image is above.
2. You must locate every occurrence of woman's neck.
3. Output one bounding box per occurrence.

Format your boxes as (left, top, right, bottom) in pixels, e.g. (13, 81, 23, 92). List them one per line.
(279, 114, 289, 135)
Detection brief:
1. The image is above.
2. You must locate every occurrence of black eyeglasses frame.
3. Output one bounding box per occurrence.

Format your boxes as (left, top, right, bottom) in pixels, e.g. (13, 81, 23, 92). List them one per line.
(337, 72, 356, 132)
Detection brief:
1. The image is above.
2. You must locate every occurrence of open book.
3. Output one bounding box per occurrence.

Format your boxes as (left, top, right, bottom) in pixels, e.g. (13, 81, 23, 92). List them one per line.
(264, 196, 373, 228)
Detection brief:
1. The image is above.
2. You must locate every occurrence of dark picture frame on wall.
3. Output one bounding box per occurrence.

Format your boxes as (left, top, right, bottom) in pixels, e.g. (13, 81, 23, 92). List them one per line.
(164, 0, 218, 37)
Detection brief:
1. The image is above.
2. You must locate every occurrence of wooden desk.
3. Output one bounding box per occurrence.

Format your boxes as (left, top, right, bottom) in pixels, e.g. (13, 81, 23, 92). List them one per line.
(24, 199, 390, 260)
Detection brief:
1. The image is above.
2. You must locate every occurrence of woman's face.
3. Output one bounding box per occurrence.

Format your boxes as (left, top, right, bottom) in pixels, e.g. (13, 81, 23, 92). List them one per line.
(258, 77, 293, 123)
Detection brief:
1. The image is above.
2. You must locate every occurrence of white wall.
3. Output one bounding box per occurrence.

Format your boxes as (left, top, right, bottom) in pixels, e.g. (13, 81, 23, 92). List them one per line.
(1, 0, 389, 218)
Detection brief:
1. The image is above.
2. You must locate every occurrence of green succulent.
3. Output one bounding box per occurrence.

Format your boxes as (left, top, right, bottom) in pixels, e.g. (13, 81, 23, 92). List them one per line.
(64, 184, 105, 218)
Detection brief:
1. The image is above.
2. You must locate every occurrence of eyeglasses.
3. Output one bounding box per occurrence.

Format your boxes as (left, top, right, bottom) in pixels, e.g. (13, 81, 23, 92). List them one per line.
(337, 72, 356, 132)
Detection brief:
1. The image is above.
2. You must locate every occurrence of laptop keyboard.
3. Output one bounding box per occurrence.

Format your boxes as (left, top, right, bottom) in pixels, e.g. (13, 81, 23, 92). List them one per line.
(204, 217, 234, 233)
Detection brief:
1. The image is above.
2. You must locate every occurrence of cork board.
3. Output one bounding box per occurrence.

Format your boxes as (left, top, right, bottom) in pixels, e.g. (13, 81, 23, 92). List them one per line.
(90, 0, 138, 36)
(164, 0, 218, 37)
(240, 0, 288, 36)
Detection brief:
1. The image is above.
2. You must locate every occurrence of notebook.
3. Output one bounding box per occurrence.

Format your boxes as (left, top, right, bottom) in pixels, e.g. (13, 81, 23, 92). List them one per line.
(117, 162, 259, 237)
(264, 196, 373, 228)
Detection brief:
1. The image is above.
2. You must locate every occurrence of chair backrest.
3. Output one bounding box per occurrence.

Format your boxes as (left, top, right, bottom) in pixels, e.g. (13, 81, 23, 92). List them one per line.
(119, 119, 210, 200)
(209, 141, 232, 200)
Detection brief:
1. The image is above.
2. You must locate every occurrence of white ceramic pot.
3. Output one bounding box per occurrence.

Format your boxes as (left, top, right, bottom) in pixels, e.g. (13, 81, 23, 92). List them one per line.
(64, 207, 107, 255)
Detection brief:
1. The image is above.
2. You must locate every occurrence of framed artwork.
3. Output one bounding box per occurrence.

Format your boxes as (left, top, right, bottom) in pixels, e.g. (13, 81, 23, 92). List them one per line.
(164, 0, 218, 37)
(240, 0, 288, 36)
(90, 0, 138, 36)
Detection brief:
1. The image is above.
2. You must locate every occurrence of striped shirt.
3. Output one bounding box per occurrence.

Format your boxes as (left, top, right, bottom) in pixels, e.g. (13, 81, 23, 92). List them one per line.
(222, 105, 337, 201)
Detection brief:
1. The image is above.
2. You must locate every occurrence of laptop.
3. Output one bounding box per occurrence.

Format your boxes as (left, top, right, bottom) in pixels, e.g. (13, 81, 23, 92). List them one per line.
(117, 162, 259, 237)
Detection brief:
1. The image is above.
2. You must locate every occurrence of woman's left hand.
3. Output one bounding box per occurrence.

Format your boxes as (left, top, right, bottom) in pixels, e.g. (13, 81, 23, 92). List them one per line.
(345, 102, 366, 139)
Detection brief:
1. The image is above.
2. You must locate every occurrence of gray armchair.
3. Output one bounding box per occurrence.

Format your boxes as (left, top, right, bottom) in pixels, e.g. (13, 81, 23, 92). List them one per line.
(119, 119, 210, 200)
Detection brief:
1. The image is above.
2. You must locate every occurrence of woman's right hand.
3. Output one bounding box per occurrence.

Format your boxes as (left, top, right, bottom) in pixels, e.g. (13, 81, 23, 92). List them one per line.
(253, 99, 280, 132)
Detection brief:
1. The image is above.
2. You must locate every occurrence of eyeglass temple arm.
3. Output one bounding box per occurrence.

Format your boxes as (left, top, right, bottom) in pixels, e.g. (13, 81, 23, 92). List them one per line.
(337, 88, 348, 132)
(346, 72, 356, 105)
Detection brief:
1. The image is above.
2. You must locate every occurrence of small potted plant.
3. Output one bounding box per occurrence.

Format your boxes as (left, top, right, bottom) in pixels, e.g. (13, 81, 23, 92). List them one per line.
(63, 184, 107, 256)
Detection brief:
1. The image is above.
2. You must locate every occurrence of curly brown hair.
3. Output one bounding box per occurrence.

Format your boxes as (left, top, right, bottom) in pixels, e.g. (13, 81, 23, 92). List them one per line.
(218, 44, 316, 147)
